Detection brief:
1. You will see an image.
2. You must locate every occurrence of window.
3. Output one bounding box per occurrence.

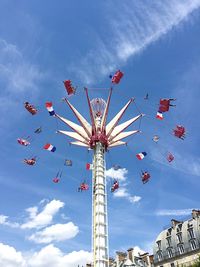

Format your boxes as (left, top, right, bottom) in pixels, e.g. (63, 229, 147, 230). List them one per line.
(178, 244, 184, 254)
(188, 228, 195, 239)
(157, 240, 161, 250)
(166, 237, 171, 247)
(190, 240, 197, 250)
(176, 233, 183, 243)
(167, 249, 173, 258)
(157, 252, 163, 261)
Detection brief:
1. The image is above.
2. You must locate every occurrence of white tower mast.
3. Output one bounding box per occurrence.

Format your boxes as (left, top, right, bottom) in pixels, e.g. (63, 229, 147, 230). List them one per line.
(55, 88, 143, 267)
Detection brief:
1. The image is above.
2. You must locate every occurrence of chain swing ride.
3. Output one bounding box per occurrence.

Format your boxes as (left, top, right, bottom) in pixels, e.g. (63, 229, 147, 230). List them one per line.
(17, 69, 186, 267)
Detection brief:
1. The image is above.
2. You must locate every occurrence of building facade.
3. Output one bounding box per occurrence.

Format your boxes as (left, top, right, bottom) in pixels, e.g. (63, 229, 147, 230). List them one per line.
(109, 248, 153, 267)
(153, 209, 200, 267)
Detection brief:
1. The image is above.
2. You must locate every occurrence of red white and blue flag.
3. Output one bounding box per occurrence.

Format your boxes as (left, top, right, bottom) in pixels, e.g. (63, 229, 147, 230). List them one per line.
(136, 152, 147, 160)
(45, 102, 55, 116)
(156, 111, 163, 120)
(86, 163, 93, 170)
(43, 143, 56, 152)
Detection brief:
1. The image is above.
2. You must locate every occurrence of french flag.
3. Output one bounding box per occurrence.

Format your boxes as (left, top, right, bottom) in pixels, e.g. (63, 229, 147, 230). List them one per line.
(136, 152, 147, 160)
(45, 102, 55, 116)
(86, 163, 93, 170)
(156, 111, 163, 120)
(43, 143, 56, 152)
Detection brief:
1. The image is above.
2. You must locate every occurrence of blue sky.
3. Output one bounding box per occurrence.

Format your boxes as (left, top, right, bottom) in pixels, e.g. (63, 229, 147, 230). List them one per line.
(0, 0, 200, 266)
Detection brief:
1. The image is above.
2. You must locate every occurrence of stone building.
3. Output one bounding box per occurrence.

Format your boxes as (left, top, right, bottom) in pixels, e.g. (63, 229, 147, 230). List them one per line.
(85, 248, 153, 267)
(109, 248, 153, 267)
(153, 209, 200, 267)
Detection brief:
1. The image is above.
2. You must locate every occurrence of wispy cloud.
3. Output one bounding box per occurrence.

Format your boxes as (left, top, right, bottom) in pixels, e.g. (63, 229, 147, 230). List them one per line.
(0, 39, 43, 95)
(155, 208, 195, 216)
(150, 135, 200, 177)
(0, 215, 19, 228)
(72, 0, 200, 84)
(0, 39, 44, 126)
(106, 167, 141, 203)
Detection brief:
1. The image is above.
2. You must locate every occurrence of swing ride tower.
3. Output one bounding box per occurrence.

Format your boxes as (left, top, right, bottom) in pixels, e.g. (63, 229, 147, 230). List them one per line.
(56, 88, 143, 267)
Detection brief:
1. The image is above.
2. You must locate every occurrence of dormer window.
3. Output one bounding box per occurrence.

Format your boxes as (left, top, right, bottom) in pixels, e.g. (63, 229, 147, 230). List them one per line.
(157, 251, 163, 261)
(190, 240, 197, 250)
(178, 244, 184, 254)
(166, 237, 171, 247)
(167, 228, 172, 236)
(188, 228, 195, 239)
(157, 240, 161, 250)
(176, 233, 183, 243)
(167, 248, 173, 258)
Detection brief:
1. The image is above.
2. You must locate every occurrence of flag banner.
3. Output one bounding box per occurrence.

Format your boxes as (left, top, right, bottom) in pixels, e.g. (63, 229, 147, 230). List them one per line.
(43, 143, 56, 152)
(156, 111, 163, 120)
(86, 163, 93, 170)
(64, 159, 72, 166)
(136, 152, 147, 160)
(45, 102, 55, 116)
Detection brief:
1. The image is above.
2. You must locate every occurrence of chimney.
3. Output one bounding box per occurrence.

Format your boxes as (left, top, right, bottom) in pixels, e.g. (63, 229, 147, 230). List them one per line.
(192, 209, 200, 219)
(116, 251, 127, 265)
(171, 219, 181, 228)
(127, 248, 134, 262)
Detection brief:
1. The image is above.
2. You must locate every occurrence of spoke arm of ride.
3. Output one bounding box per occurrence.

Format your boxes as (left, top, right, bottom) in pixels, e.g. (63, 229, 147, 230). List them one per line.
(70, 141, 89, 147)
(57, 130, 89, 144)
(64, 98, 92, 138)
(106, 98, 134, 137)
(55, 114, 89, 141)
(108, 141, 127, 148)
(108, 114, 143, 141)
(109, 130, 140, 144)
(100, 88, 112, 132)
(85, 88, 96, 134)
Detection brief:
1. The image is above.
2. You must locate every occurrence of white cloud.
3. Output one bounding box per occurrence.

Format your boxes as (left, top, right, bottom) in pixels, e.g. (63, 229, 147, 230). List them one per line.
(0, 243, 92, 267)
(0, 39, 44, 127)
(155, 209, 194, 216)
(106, 167, 142, 204)
(73, 0, 200, 84)
(114, 188, 129, 198)
(114, 188, 142, 204)
(128, 196, 142, 203)
(21, 200, 64, 229)
(0, 215, 19, 228)
(0, 243, 26, 267)
(106, 167, 128, 181)
(0, 215, 7, 224)
(28, 245, 92, 267)
(0, 39, 42, 95)
(28, 222, 79, 244)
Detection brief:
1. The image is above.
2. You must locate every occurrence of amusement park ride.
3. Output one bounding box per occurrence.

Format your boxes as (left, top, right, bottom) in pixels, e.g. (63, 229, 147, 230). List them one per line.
(19, 70, 184, 267)
(55, 87, 143, 267)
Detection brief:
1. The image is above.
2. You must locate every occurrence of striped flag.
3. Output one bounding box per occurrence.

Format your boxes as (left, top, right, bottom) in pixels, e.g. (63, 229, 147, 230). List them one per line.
(86, 163, 93, 170)
(45, 102, 55, 116)
(43, 143, 56, 152)
(136, 152, 147, 160)
(156, 111, 163, 120)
